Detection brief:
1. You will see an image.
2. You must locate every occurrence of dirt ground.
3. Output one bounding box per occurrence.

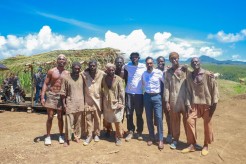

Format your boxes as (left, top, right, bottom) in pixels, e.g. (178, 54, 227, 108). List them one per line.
(0, 96, 246, 164)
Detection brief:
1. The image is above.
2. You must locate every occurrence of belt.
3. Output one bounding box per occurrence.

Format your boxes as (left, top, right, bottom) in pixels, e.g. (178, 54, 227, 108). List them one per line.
(145, 92, 159, 95)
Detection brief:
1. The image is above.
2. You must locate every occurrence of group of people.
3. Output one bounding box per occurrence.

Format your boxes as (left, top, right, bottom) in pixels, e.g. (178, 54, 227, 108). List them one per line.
(41, 52, 219, 156)
(1, 73, 25, 104)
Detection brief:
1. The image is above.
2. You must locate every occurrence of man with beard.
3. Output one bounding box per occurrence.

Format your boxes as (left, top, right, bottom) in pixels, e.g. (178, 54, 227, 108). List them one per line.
(41, 54, 69, 145)
(82, 60, 104, 146)
(142, 57, 164, 149)
(156, 56, 172, 144)
(164, 52, 187, 149)
(103, 56, 125, 138)
(60, 62, 85, 147)
(124, 52, 146, 141)
(182, 57, 219, 156)
(102, 63, 125, 146)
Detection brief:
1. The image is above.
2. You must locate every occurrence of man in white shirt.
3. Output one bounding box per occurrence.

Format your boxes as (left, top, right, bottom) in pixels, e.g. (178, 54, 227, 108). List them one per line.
(142, 56, 164, 149)
(124, 52, 146, 141)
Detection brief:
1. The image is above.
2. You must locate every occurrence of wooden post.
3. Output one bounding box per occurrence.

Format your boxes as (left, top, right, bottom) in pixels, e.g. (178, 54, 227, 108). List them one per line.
(30, 65, 34, 107)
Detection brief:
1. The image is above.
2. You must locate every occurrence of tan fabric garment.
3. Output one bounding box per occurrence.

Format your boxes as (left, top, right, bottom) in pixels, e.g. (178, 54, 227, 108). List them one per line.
(186, 104, 214, 145)
(164, 67, 187, 141)
(164, 67, 187, 112)
(185, 70, 218, 145)
(82, 69, 104, 136)
(102, 75, 125, 123)
(65, 112, 82, 141)
(45, 91, 63, 110)
(162, 99, 171, 135)
(186, 70, 219, 106)
(169, 109, 187, 141)
(60, 74, 85, 140)
(60, 74, 84, 114)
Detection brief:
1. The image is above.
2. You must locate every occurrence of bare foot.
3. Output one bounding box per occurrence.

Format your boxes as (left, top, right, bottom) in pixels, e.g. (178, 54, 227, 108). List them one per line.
(63, 140, 70, 147)
(74, 136, 80, 143)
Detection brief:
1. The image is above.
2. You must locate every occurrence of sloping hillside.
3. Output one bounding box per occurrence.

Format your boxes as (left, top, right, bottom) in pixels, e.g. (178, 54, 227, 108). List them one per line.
(0, 48, 121, 93)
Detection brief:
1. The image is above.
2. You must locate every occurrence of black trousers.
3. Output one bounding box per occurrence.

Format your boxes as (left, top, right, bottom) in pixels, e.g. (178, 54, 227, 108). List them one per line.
(125, 93, 144, 133)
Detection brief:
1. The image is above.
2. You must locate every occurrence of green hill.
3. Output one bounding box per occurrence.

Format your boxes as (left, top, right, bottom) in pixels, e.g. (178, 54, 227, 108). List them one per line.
(0, 48, 121, 93)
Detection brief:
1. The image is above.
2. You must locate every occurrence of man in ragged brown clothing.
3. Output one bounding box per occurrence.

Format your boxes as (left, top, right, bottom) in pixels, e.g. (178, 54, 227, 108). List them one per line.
(102, 63, 125, 146)
(164, 52, 187, 149)
(82, 60, 105, 146)
(181, 57, 219, 156)
(60, 62, 85, 147)
(103, 56, 125, 138)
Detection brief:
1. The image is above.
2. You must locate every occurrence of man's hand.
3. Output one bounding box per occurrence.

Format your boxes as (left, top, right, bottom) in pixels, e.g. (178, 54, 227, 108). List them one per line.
(41, 98, 45, 106)
(209, 103, 217, 117)
(209, 71, 215, 78)
(186, 105, 193, 117)
(117, 104, 124, 109)
(166, 102, 171, 112)
(181, 64, 188, 72)
(63, 106, 67, 113)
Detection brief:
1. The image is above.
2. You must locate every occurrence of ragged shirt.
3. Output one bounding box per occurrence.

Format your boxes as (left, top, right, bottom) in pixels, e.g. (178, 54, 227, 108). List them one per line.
(82, 69, 105, 112)
(164, 67, 187, 112)
(102, 75, 125, 123)
(60, 73, 84, 114)
(186, 70, 219, 106)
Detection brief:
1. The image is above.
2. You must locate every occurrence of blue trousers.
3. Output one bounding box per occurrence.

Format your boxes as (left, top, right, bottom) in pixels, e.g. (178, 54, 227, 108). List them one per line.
(35, 85, 42, 103)
(144, 93, 163, 141)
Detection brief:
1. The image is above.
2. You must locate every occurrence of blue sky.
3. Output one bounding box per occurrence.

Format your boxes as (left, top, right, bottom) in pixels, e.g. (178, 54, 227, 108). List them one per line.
(0, 0, 246, 61)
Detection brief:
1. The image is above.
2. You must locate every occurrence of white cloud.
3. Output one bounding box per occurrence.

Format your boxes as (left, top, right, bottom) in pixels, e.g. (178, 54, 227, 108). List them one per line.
(0, 25, 223, 60)
(104, 30, 152, 58)
(208, 29, 246, 43)
(199, 46, 222, 57)
(232, 54, 240, 60)
(231, 54, 246, 62)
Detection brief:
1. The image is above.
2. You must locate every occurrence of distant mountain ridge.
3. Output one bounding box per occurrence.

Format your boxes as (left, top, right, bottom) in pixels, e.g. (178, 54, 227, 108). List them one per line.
(186, 55, 246, 65)
(138, 55, 246, 65)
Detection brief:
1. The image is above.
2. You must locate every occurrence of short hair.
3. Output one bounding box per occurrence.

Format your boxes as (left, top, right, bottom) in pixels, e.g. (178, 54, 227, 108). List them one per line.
(157, 56, 165, 62)
(191, 57, 200, 63)
(130, 52, 140, 58)
(145, 56, 154, 63)
(169, 52, 179, 60)
(57, 54, 67, 60)
(105, 63, 116, 70)
(88, 59, 97, 65)
(72, 61, 81, 68)
(115, 56, 124, 63)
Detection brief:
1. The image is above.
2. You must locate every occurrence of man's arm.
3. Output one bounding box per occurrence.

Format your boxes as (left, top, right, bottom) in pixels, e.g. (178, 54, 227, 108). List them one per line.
(40, 70, 52, 106)
(209, 76, 219, 117)
(185, 77, 193, 115)
(118, 79, 125, 109)
(60, 78, 67, 112)
(164, 72, 170, 111)
(160, 71, 165, 83)
(123, 68, 128, 85)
